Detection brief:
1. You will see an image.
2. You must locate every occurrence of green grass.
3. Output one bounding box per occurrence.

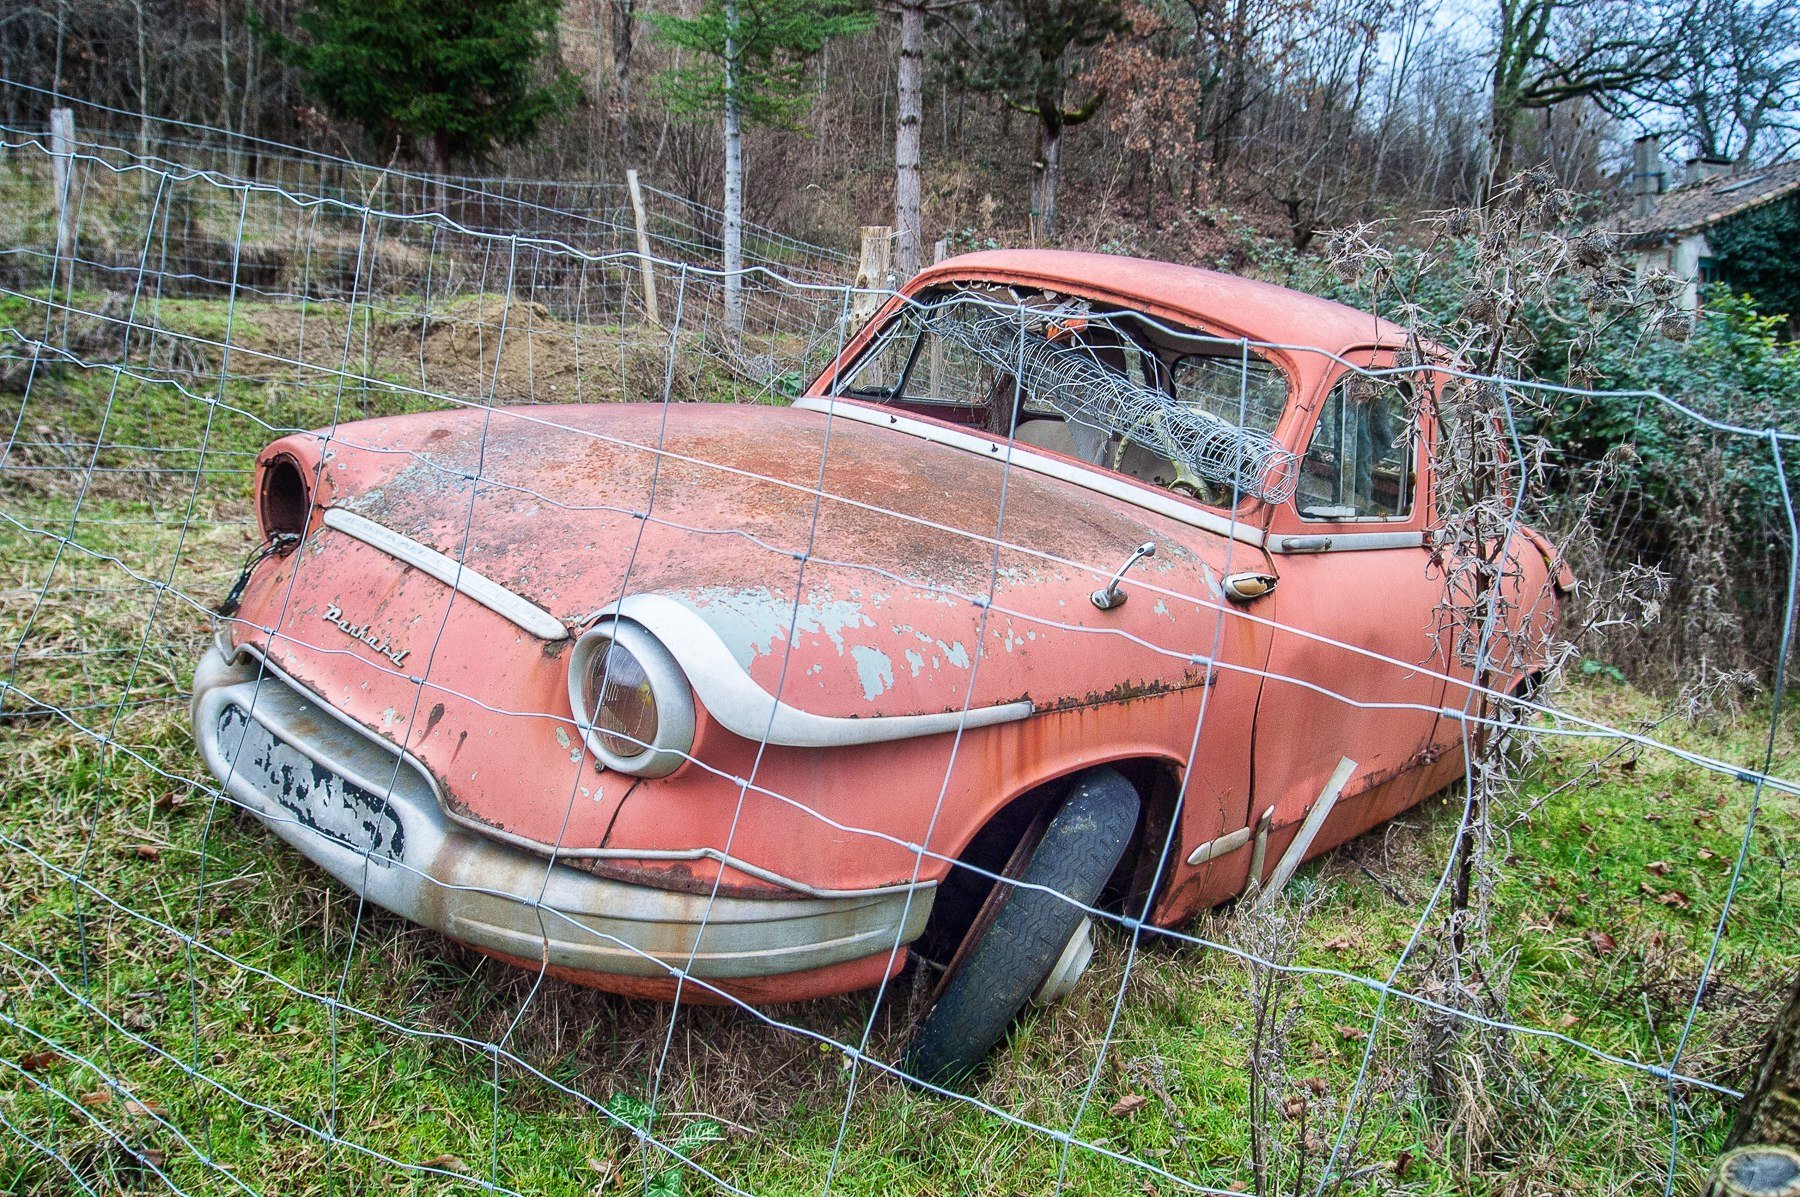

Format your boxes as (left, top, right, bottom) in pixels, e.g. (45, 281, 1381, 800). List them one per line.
(1, 294, 1796, 1196)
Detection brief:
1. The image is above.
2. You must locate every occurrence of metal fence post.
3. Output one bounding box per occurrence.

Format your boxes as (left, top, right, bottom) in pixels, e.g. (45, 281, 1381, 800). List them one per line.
(50, 107, 76, 271)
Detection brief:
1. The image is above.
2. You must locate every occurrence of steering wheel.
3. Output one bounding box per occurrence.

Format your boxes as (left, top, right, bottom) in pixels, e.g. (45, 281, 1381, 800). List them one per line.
(1110, 407, 1227, 507)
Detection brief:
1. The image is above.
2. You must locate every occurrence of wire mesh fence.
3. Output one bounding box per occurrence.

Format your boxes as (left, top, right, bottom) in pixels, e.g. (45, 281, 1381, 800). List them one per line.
(1, 108, 1796, 1197)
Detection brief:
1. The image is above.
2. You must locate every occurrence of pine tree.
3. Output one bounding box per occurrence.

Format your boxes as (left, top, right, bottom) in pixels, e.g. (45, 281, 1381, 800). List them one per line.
(269, 0, 579, 206)
(949, 0, 1126, 240)
(647, 0, 874, 336)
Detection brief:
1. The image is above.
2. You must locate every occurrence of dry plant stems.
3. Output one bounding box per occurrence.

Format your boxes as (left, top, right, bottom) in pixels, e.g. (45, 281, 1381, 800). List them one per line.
(1324, 172, 1696, 1166)
(1228, 881, 1349, 1197)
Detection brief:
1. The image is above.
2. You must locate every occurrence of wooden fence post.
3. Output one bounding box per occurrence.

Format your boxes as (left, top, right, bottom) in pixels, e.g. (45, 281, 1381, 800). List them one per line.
(1706, 968, 1800, 1194)
(626, 169, 661, 326)
(49, 107, 76, 271)
(851, 225, 893, 327)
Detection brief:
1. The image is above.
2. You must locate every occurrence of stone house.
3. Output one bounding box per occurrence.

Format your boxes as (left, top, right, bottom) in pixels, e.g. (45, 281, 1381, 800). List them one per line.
(1609, 135, 1800, 311)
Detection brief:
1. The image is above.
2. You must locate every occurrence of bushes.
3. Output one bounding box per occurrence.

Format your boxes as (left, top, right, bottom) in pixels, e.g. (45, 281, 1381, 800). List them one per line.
(1296, 193, 1799, 689)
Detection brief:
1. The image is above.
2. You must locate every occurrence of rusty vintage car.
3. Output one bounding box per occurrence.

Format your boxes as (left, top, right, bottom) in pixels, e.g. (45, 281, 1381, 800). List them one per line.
(192, 250, 1566, 1083)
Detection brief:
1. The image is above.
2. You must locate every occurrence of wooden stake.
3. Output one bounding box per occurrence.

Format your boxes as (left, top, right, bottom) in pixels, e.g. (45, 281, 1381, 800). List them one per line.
(626, 169, 661, 327)
(1706, 967, 1800, 1196)
(851, 225, 893, 327)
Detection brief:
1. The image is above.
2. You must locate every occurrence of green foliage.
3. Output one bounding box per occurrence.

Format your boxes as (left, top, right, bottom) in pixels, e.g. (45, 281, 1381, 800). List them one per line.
(603, 1094, 724, 1196)
(1710, 194, 1800, 324)
(266, 0, 579, 166)
(644, 0, 875, 129)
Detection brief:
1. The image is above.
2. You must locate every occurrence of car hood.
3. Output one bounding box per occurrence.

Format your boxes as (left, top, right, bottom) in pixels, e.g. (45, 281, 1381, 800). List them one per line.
(267, 401, 1243, 723)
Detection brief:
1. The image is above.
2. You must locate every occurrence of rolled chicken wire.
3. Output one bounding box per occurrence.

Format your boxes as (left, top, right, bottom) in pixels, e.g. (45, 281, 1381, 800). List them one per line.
(924, 305, 1301, 504)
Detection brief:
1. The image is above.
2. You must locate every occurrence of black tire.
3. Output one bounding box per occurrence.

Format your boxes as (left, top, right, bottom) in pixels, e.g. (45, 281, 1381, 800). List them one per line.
(902, 766, 1140, 1088)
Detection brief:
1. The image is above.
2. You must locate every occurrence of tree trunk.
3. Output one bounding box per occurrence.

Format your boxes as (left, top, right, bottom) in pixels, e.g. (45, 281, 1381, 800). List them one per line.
(613, 0, 636, 105)
(424, 131, 450, 215)
(1037, 114, 1062, 241)
(135, 0, 150, 190)
(722, 0, 745, 339)
(893, 0, 925, 280)
(1728, 969, 1800, 1151)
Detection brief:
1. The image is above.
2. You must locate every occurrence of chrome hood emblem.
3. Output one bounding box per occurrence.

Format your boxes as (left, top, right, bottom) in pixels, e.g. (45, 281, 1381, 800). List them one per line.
(320, 601, 411, 669)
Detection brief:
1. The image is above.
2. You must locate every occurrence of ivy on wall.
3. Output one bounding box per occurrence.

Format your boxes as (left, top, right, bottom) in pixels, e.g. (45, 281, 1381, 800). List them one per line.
(1711, 193, 1800, 326)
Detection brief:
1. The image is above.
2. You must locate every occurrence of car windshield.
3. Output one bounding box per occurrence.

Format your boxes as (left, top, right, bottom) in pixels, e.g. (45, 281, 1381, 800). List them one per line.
(829, 286, 1298, 506)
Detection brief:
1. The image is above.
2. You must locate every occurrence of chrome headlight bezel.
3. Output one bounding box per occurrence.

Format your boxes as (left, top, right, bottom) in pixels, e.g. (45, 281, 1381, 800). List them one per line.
(566, 620, 696, 778)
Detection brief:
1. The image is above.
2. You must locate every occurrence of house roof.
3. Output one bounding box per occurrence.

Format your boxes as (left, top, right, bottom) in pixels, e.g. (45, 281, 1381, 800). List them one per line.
(1611, 159, 1800, 242)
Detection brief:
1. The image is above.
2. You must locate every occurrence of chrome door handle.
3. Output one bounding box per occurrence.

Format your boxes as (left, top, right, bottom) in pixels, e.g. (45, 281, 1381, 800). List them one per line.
(1279, 536, 1332, 553)
(1092, 541, 1156, 610)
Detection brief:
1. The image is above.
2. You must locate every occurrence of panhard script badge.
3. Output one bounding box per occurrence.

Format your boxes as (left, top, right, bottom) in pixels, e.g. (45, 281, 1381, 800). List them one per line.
(320, 601, 411, 668)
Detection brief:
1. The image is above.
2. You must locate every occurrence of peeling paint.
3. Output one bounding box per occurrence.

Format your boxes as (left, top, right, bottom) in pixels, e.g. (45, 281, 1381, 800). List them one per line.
(849, 645, 896, 700)
(682, 587, 877, 666)
(904, 649, 925, 678)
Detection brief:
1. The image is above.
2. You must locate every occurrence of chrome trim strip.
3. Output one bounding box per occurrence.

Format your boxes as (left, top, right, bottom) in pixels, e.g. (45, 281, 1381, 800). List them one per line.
(1185, 824, 1251, 866)
(1258, 756, 1356, 904)
(196, 663, 936, 977)
(322, 507, 568, 642)
(597, 593, 1035, 749)
(794, 395, 1268, 548)
(1269, 530, 1424, 553)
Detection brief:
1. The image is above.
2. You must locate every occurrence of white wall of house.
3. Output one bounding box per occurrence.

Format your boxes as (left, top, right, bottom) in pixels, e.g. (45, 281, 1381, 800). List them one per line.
(1632, 231, 1713, 310)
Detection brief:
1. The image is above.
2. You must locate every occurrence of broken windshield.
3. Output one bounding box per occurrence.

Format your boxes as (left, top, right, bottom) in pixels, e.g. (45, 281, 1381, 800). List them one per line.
(831, 286, 1299, 506)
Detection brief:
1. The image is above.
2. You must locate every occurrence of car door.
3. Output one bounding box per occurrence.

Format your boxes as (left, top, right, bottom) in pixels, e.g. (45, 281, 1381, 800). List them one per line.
(1245, 355, 1453, 880)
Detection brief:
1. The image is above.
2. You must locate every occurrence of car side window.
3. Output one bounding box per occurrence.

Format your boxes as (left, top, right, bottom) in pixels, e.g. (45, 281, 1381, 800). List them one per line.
(1168, 351, 1287, 435)
(1297, 376, 1414, 520)
(834, 302, 1011, 407)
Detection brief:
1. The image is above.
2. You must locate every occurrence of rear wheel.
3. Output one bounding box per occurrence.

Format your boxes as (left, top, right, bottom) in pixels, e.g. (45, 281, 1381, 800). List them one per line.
(902, 766, 1140, 1088)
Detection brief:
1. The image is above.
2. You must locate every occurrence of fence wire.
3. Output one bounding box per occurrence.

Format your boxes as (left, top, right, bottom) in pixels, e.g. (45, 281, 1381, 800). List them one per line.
(1, 110, 1796, 1197)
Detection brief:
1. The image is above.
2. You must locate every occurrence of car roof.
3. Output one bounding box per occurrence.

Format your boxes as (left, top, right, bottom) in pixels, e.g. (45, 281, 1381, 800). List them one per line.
(911, 249, 1412, 358)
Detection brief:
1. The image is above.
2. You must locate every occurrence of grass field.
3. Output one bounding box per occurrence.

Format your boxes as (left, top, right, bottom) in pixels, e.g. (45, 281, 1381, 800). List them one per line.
(1, 294, 1797, 1196)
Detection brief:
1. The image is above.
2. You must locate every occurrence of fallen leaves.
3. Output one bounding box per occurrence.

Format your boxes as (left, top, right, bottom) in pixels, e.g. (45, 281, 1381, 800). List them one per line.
(420, 1155, 469, 1173)
(1109, 1094, 1149, 1117)
(18, 1051, 62, 1072)
(1587, 929, 1617, 955)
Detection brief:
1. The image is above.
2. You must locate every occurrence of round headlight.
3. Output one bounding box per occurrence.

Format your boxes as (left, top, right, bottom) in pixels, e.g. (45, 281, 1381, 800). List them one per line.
(586, 639, 657, 759)
(567, 621, 695, 777)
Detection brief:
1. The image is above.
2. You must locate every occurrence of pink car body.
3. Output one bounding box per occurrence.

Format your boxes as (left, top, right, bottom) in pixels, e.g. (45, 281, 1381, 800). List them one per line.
(192, 250, 1566, 1012)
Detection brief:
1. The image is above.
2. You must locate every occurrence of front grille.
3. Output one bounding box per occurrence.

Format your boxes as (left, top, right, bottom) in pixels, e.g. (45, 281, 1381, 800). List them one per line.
(200, 659, 442, 866)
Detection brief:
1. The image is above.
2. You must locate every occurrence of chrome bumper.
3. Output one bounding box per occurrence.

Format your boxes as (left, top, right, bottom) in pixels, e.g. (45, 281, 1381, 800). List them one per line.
(190, 642, 932, 981)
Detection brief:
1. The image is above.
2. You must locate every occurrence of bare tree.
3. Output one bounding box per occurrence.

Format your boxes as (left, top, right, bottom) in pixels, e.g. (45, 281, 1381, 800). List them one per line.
(1487, 0, 1680, 187)
(1642, 0, 1800, 164)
